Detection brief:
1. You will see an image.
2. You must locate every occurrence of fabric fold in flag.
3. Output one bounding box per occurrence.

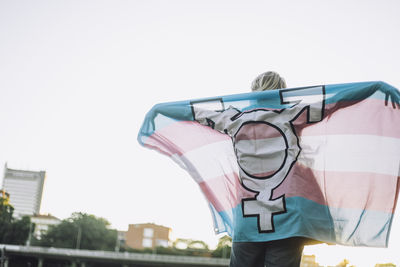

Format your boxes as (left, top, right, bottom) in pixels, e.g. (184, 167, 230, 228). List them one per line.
(137, 81, 400, 248)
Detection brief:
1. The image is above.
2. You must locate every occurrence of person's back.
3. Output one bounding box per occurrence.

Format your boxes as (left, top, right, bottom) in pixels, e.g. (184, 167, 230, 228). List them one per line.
(229, 71, 306, 267)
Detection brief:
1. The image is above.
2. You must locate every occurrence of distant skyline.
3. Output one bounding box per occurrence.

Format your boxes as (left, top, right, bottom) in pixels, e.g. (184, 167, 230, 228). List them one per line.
(1, 1, 399, 266)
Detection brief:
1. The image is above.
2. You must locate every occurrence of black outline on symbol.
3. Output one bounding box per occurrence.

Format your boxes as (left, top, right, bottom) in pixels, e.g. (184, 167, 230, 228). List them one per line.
(189, 86, 326, 234)
(279, 85, 326, 123)
(234, 121, 289, 179)
(239, 86, 326, 233)
(239, 111, 302, 233)
(238, 120, 290, 233)
(238, 118, 295, 233)
(231, 108, 283, 121)
(241, 195, 287, 233)
(190, 98, 225, 122)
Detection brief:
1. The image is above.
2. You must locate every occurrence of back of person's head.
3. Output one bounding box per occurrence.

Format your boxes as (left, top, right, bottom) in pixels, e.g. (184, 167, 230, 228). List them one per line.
(251, 71, 287, 91)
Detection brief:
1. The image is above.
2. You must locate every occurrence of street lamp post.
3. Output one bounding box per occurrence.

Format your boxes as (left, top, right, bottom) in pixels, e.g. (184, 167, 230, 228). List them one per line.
(76, 226, 82, 249)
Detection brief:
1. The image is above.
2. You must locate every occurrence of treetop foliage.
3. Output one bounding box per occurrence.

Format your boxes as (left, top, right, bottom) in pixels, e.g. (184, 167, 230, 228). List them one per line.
(0, 197, 32, 245)
(39, 212, 117, 251)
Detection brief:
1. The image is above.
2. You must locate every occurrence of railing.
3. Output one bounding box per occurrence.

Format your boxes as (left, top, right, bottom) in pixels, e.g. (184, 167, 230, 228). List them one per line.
(0, 244, 230, 267)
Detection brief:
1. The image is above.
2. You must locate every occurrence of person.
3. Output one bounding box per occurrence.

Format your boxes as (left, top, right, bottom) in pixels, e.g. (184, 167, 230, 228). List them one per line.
(190, 70, 320, 267)
(250, 71, 287, 92)
(228, 71, 308, 267)
(152, 72, 400, 267)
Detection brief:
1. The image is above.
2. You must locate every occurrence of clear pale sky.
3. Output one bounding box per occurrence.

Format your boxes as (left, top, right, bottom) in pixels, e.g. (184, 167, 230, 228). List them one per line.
(1, 0, 399, 266)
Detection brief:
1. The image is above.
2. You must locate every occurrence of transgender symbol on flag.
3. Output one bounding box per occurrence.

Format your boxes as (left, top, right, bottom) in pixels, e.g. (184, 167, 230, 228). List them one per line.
(192, 85, 325, 232)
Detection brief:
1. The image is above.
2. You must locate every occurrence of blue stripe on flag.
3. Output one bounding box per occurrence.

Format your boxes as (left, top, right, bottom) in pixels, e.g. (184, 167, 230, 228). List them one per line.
(225, 196, 392, 247)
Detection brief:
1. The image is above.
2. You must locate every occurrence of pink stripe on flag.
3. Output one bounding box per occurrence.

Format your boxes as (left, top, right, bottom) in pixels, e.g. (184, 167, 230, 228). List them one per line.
(198, 164, 399, 214)
(296, 99, 400, 138)
(235, 122, 282, 141)
(144, 136, 175, 156)
(146, 121, 229, 156)
(273, 163, 399, 213)
(198, 172, 255, 212)
(146, 99, 400, 157)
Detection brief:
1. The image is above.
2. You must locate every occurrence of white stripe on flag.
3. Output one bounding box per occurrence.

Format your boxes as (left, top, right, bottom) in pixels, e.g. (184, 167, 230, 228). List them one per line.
(183, 139, 238, 182)
(299, 135, 400, 176)
(181, 134, 400, 183)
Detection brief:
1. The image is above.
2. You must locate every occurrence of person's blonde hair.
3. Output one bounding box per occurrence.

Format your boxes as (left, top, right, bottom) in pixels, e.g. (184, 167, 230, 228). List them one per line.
(251, 71, 287, 91)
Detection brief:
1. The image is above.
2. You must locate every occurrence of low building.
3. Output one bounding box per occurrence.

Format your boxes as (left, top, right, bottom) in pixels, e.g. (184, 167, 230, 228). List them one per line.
(301, 254, 322, 267)
(126, 223, 171, 250)
(30, 214, 61, 239)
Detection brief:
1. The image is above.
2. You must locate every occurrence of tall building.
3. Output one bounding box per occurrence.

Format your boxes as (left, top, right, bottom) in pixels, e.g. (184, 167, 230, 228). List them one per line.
(2, 163, 46, 217)
(126, 223, 171, 250)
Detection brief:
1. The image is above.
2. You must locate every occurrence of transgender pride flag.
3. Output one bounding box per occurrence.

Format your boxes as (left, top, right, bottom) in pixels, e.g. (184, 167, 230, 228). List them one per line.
(137, 81, 400, 247)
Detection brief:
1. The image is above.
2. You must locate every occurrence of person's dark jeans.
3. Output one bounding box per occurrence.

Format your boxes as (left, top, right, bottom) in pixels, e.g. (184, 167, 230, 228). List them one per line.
(229, 237, 306, 267)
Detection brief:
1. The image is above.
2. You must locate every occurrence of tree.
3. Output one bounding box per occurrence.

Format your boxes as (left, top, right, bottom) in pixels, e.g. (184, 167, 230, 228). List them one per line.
(187, 240, 209, 250)
(39, 212, 117, 251)
(0, 197, 13, 242)
(0, 197, 32, 245)
(336, 259, 350, 267)
(211, 235, 232, 258)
